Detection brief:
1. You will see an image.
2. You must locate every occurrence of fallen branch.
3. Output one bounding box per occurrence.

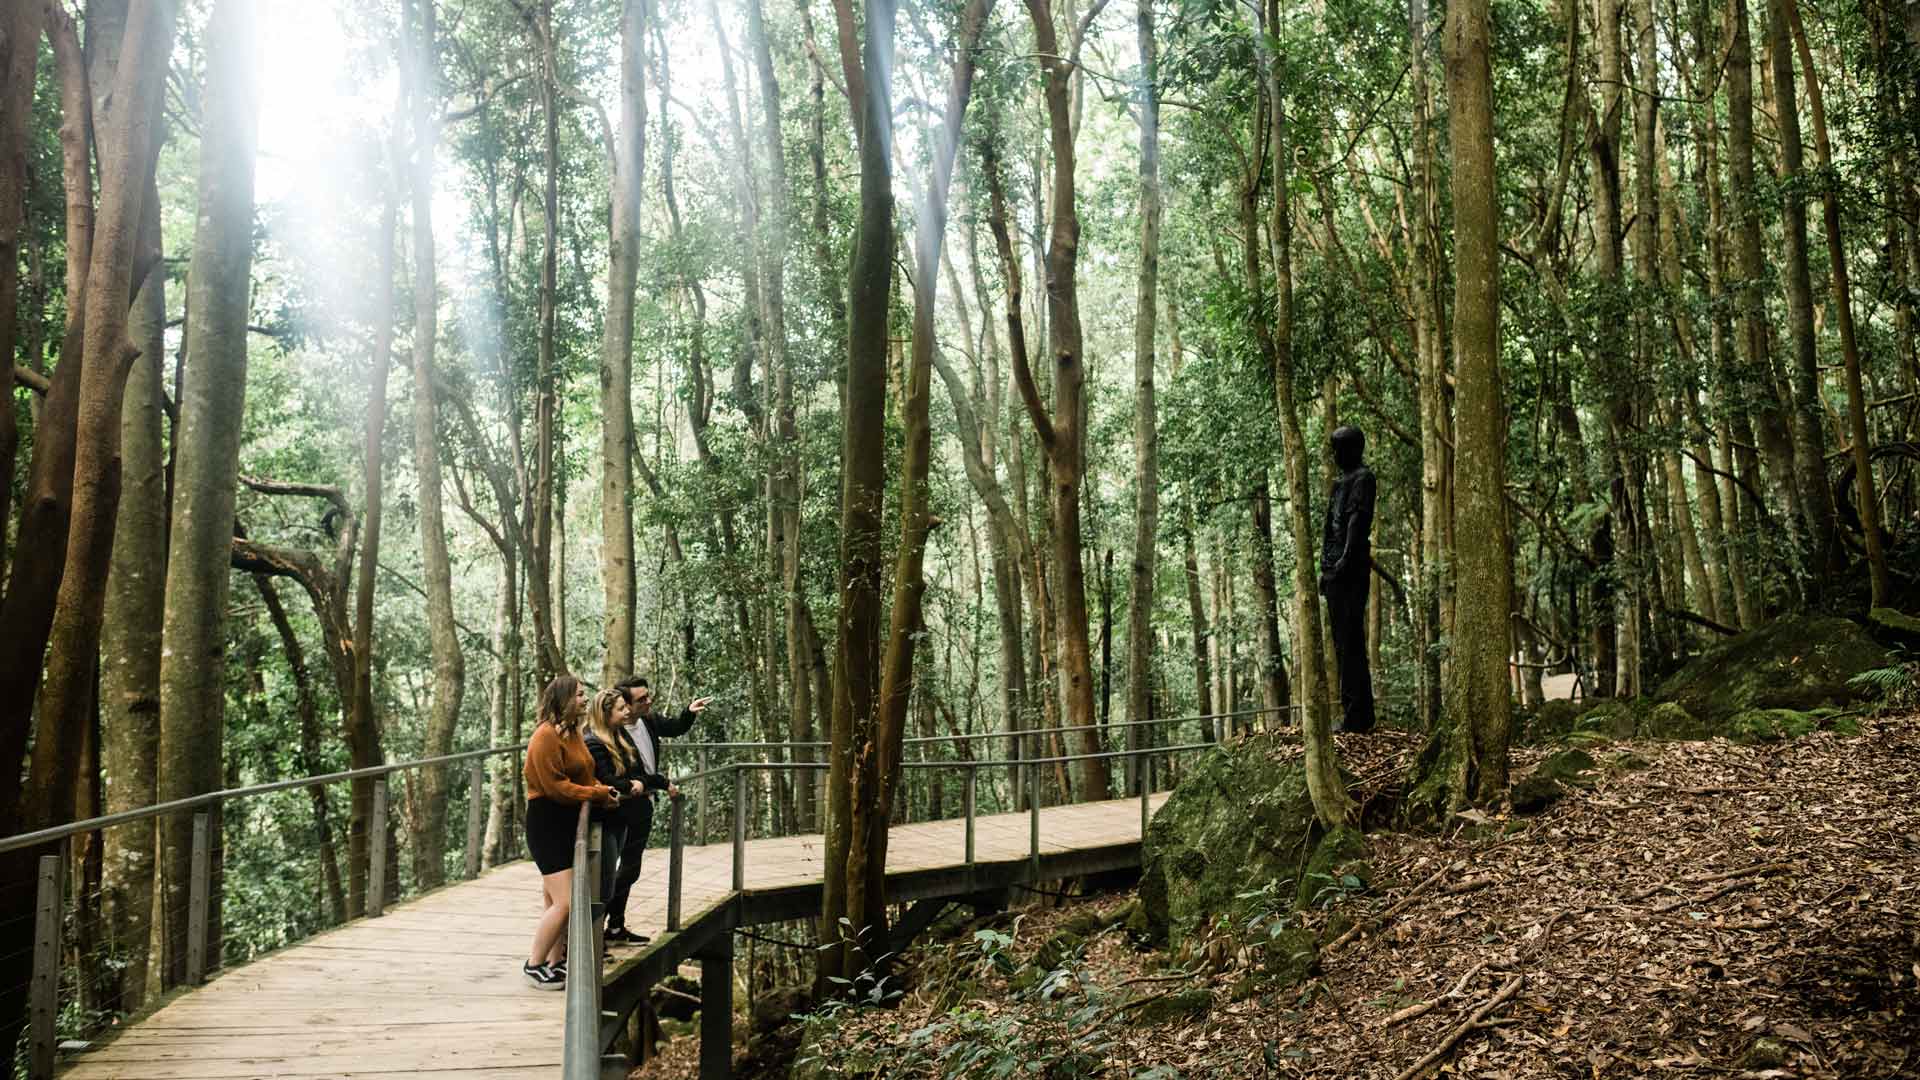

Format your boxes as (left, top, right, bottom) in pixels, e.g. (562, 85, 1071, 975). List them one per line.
(1114, 970, 1203, 989)
(1329, 862, 1462, 954)
(1383, 961, 1487, 1028)
(1441, 875, 1496, 897)
(1630, 862, 1793, 903)
(1650, 874, 1775, 915)
(1391, 975, 1525, 1080)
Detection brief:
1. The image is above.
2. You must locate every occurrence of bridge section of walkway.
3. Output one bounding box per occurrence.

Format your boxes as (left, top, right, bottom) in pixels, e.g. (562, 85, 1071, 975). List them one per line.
(56, 792, 1171, 1079)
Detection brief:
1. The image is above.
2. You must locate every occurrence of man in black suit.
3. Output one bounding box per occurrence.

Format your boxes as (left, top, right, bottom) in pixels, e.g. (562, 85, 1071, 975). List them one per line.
(1319, 426, 1377, 734)
(601, 677, 710, 944)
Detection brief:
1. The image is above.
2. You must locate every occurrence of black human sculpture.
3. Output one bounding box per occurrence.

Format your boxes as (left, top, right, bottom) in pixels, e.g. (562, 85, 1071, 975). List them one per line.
(1318, 425, 1376, 733)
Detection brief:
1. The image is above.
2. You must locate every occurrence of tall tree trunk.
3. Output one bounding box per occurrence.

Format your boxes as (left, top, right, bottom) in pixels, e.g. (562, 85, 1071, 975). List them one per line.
(821, 0, 897, 989)
(1766, 0, 1839, 579)
(600, 0, 647, 683)
(401, 0, 462, 891)
(1182, 506, 1212, 723)
(1410, 0, 1450, 732)
(1255, 0, 1347, 826)
(1728, 0, 1806, 582)
(0, 2, 40, 579)
(1127, 0, 1162, 784)
(1440, 0, 1511, 805)
(100, 175, 165, 1010)
(255, 575, 347, 925)
(528, 0, 566, 680)
(1248, 477, 1290, 719)
(348, 186, 396, 918)
(153, 0, 254, 989)
(1591, 0, 1635, 696)
(1786, 0, 1890, 605)
(1015, 0, 1106, 800)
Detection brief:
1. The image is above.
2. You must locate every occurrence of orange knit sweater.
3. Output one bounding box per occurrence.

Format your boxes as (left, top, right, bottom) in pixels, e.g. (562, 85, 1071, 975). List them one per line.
(524, 722, 618, 806)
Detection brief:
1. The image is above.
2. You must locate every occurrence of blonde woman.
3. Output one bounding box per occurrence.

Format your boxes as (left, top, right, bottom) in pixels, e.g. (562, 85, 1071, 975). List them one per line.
(583, 688, 653, 941)
(520, 675, 618, 989)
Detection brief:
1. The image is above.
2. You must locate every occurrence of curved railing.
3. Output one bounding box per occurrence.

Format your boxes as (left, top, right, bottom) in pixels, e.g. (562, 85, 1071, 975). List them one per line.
(5, 705, 1297, 1079)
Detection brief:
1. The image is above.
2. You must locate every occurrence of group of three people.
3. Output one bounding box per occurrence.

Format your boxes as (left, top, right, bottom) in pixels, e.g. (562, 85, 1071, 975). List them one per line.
(518, 673, 709, 990)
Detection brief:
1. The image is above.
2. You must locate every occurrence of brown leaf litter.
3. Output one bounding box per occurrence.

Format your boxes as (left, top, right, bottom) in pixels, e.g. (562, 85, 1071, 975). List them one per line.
(635, 713, 1920, 1079)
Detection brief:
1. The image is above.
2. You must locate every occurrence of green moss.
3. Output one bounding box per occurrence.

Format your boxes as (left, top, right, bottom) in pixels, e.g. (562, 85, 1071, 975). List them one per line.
(1032, 929, 1085, 972)
(1255, 926, 1319, 986)
(1295, 826, 1370, 908)
(1576, 700, 1645, 738)
(1654, 615, 1890, 725)
(1133, 988, 1213, 1025)
(1867, 606, 1920, 647)
(1726, 707, 1834, 744)
(1517, 699, 1589, 744)
(1534, 748, 1597, 784)
(1641, 701, 1706, 739)
(1138, 735, 1323, 949)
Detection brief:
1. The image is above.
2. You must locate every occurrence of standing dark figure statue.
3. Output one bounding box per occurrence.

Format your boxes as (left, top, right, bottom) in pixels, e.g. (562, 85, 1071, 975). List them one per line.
(1320, 426, 1377, 733)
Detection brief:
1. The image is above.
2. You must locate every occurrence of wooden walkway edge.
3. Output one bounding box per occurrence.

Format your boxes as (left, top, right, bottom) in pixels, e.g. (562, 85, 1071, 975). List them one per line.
(60, 794, 1168, 1079)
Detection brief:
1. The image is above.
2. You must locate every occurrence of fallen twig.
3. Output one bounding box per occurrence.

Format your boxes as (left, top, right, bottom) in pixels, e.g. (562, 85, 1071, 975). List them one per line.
(1649, 866, 1790, 914)
(1391, 974, 1525, 1080)
(1441, 874, 1496, 896)
(1328, 862, 1462, 954)
(1114, 969, 1202, 989)
(1382, 960, 1487, 1029)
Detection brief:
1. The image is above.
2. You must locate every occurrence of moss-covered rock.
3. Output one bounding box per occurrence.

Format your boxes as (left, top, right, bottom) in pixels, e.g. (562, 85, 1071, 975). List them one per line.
(1726, 707, 1826, 744)
(1509, 774, 1564, 815)
(1641, 701, 1707, 739)
(1654, 615, 1890, 725)
(1737, 1036, 1790, 1071)
(1254, 926, 1320, 986)
(1132, 987, 1212, 1025)
(1510, 748, 1597, 815)
(1516, 698, 1591, 744)
(1295, 827, 1370, 908)
(1031, 928, 1086, 972)
(1867, 607, 1920, 649)
(1138, 735, 1324, 949)
(1575, 700, 1645, 739)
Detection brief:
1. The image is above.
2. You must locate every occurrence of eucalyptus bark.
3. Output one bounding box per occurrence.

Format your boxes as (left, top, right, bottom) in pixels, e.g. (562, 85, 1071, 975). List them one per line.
(820, 0, 897, 988)
(1409, 0, 1450, 733)
(1248, 477, 1290, 718)
(1786, 0, 1889, 605)
(873, 0, 992, 906)
(154, 0, 256, 989)
(1255, 0, 1348, 827)
(1126, 0, 1162, 780)
(1591, 0, 1633, 696)
(402, 0, 463, 891)
(100, 178, 165, 1008)
(255, 574, 347, 925)
(349, 187, 397, 918)
(1017, 0, 1106, 800)
(1441, 0, 1511, 806)
(0, 2, 39, 568)
(1766, 0, 1839, 577)
(529, 0, 566, 680)
(600, 0, 647, 683)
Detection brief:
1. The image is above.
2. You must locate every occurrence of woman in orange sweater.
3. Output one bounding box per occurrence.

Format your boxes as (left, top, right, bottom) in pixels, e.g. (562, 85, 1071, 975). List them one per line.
(521, 674, 619, 989)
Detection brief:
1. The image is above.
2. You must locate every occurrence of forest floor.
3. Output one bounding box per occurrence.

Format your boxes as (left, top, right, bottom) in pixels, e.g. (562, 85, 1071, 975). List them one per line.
(631, 713, 1920, 1079)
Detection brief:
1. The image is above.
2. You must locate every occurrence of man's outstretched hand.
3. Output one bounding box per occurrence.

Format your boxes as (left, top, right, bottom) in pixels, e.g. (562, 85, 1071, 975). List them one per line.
(688, 696, 712, 713)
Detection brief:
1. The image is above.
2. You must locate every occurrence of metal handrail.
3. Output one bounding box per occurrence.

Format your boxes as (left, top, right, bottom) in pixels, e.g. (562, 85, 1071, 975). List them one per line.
(667, 705, 1295, 754)
(561, 802, 604, 1080)
(0, 741, 527, 855)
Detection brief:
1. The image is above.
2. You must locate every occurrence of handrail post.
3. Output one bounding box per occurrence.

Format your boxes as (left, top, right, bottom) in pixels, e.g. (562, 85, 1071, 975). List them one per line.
(1139, 753, 1152, 840)
(368, 776, 389, 918)
(187, 810, 212, 983)
(465, 757, 486, 879)
(732, 766, 746, 892)
(964, 763, 976, 868)
(667, 794, 685, 931)
(28, 852, 61, 1080)
(698, 747, 710, 846)
(1027, 761, 1039, 879)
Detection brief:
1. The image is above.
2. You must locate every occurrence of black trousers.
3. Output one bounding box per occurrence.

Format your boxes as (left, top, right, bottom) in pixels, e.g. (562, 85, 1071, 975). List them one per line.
(1325, 577, 1376, 733)
(606, 797, 654, 929)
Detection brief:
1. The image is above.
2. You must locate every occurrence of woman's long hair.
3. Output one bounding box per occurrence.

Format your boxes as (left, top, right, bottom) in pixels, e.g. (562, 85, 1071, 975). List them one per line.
(587, 688, 634, 769)
(537, 675, 584, 735)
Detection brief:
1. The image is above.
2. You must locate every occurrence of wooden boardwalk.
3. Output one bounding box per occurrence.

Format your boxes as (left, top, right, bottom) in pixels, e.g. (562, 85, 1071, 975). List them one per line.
(62, 793, 1167, 1079)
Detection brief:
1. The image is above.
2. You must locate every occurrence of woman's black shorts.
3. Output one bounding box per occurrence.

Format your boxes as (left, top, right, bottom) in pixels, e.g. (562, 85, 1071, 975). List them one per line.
(525, 796, 581, 874)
